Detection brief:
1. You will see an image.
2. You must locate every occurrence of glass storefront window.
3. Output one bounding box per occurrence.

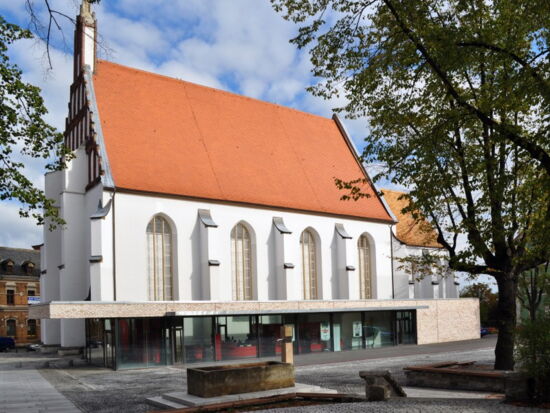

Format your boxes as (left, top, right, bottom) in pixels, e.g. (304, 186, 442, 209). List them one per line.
(116, 318, 166, 369)
(297, 313, 332, 353)
(183, 317, 214, 363)
(86, 318, 104, 366)
(259, 315, 283, 357)
(215, 316, 257, 360)
(85, 318, 114, 368)
(364, 311, 394, 348)
(84, 310, 415, 369)
(333, 312, 363, 351)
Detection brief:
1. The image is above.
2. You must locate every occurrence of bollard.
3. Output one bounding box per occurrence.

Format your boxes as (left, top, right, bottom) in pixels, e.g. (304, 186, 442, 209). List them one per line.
(280, 325, 294, 365)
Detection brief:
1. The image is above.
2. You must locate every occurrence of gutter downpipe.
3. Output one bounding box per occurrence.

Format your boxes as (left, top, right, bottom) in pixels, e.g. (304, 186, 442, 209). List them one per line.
(112, 188, 117, 301)
(390, 225, 395, 299)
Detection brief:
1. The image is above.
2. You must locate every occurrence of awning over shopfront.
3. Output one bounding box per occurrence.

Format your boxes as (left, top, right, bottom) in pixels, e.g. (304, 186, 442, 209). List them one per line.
(30, 299, 430, 319)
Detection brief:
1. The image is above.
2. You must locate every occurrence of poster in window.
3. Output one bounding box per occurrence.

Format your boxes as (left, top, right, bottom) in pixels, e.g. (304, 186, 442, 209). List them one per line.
(320, 321, 330, 341)
(353, 321, 363, 337)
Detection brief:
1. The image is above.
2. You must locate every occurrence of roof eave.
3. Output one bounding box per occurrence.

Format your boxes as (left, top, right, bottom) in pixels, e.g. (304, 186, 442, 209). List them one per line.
(112, 186, 396, 224)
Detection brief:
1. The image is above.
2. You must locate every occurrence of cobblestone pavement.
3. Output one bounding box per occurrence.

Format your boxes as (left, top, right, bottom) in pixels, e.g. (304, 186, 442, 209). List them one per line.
(18, 336, 546, 412)
(0, 350, 84, 370)
(256, 399, 543, 412)
(0, 369, 81, 413)
(293, 345, 497, 395)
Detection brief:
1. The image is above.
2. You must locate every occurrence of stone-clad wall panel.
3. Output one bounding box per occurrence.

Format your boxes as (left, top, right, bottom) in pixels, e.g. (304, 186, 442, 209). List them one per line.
(416, 298, 479, 344)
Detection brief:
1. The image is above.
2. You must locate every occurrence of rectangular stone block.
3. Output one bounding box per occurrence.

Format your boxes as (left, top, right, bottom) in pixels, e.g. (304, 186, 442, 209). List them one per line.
(187, 361, 295, 398)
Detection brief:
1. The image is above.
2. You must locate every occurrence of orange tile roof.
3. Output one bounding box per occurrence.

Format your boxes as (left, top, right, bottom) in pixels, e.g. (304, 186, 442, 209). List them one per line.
(382, 189, 443, 248)
(92, 60, 393, 222)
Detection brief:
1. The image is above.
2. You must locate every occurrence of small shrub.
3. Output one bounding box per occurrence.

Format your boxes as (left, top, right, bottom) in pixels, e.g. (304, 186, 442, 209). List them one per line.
(515, 311, 550, 402)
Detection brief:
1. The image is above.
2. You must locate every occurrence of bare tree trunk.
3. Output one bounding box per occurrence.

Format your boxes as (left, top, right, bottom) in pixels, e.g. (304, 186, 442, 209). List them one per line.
(494, 276, 517, 370)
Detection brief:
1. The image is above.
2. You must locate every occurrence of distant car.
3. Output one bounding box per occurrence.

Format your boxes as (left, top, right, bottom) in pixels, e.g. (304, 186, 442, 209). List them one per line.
(0, 337, 15, 352)
(26, 343, 41, 352)
(480, 327, 489, 337)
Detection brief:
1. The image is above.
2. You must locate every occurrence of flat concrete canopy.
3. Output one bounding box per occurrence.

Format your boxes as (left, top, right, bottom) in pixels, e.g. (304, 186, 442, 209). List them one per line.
(29, 298, 434, 319)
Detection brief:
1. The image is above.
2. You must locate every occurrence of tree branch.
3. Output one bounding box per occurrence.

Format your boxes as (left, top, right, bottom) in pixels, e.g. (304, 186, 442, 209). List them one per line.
(457, 40, 550, 102)
(382, 0, 550, 177)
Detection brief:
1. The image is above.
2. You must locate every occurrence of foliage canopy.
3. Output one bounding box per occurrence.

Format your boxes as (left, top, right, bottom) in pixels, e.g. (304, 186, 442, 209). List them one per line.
(0, 16, 70, 226)
(272, 0, 550, 370)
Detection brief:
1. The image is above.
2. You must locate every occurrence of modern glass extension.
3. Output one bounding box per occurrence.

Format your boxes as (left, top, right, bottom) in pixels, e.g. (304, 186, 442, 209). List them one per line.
(85, 310, 417, 369)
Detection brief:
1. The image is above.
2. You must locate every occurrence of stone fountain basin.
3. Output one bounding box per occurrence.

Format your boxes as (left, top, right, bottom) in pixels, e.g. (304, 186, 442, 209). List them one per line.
(187, 361, 295, 398)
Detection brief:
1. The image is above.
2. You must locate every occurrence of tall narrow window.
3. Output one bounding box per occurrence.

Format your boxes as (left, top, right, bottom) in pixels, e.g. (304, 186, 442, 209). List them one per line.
(358, 235, 372, 299)
(6, 319, 16, 337)
(301, 229, 318, 300)
(147, 216, 173, 301)
(231, 223, 253, 300)
(6, 289, 15, 305)
(27, 319, 37, 337)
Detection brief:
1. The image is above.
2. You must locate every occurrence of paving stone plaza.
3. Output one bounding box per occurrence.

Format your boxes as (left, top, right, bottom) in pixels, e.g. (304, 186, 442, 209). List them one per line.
(0, 336, 546, 412)
(0, 369, 80, 413)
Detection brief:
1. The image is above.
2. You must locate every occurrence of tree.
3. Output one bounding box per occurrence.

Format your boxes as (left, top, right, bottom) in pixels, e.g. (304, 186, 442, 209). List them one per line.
(518, 262, 549, 322)
(461, 282, 498, 327)
(0, 0, 102, 227)
(272, 0, 550, 370)
(0, 16, 70, 226)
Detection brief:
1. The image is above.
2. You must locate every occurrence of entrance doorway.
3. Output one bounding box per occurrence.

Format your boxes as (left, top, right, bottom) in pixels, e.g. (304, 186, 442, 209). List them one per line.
(395, 311, 416, 345)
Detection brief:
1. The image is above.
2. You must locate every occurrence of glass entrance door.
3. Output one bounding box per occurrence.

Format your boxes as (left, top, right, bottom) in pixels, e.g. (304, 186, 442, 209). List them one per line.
(395, 311, 416, 344)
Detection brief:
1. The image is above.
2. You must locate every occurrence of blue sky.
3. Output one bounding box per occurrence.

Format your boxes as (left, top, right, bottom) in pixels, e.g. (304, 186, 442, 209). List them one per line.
(0, 0, 380, 249)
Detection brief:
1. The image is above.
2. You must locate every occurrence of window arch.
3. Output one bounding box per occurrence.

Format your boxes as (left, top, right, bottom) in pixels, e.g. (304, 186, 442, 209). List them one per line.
(231, 223, 253, 301)
(6, 319, 16, 337)
(301, 229, 319, 300)
(147, 215, 174, 301)
(358, 234, 373, 299)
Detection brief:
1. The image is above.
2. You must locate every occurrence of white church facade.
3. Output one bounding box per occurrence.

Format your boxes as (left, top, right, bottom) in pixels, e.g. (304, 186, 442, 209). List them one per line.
(30, 2, 479, 369)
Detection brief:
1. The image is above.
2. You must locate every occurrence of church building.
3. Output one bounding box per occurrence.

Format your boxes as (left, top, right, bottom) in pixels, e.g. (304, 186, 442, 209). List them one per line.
(30, 2, 479, 369)
(383, 189, 460, 300)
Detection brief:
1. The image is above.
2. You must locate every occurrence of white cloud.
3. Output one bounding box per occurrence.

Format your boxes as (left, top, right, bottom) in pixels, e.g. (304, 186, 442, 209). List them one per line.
(156, 60, 223, 89)
(0, 203, 42, 249)
(0, 0, 381, 247)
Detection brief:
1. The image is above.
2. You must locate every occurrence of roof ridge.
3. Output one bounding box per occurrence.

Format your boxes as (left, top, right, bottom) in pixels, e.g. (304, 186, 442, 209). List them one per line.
(381, 188, 409, 195)
(95, 59, 334, 122)
(0, 246, 39, 252)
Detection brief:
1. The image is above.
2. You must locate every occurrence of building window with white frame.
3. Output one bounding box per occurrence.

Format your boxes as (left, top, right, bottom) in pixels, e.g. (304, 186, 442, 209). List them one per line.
(301, 229, 319, 300)
(358, 234, 373, 299)
(231, 223, 253, 301)
(146, 215, 174, 301)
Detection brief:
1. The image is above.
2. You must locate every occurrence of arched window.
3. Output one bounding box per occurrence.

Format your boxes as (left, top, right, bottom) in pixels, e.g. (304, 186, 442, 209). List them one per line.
(358, 234, 373, 299)
(301, 229, 319, 300)
(6, 319, 16, 337)
(147, 216, 173, 301)
(231, 223, 253, 300)
(27, 319, 37, 337)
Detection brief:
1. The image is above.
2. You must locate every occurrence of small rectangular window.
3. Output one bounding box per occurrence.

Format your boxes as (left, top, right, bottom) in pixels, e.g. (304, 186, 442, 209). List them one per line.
(7, 289, 15, 305)
(28, 290, 35, 297)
